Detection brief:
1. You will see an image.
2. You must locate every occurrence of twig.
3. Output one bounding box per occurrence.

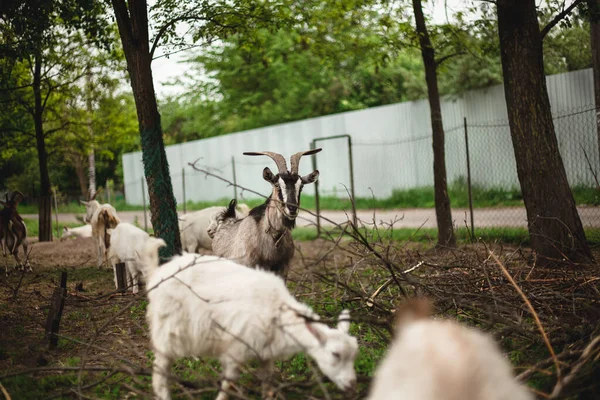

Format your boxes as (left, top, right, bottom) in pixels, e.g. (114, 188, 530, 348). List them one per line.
(0, 381, 12, 400)
(490, 251, 561, 379)
(550, 335, 600, 398)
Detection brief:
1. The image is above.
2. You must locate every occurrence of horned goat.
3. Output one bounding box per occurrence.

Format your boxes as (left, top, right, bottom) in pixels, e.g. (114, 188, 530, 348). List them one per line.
(61, 224, 92, 241)
(106, 222, 155, 293)
(80, 194, 120, 268)
(0, 191, 30, 274)
(211, 149, 321, 279)
(143, 250, 358, 400)
(367, 298, 533, 400)
(179, 203, 249, 253)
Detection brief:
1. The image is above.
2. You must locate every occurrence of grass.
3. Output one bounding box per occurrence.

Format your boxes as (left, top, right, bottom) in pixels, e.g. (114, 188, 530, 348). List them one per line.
(22, 218, 82, 239)
(16, 184, 600, 214)
(296, 226, 600, 246)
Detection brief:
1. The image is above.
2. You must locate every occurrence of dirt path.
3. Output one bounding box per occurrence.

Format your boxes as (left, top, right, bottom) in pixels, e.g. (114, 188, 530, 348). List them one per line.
(21, 206, 600, 229)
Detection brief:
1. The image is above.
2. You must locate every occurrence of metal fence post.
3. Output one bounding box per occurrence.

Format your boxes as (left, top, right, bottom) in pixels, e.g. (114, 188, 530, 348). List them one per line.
(312, 134, 357, 230)
(141, 177, 148, 232)
(232, 156, 238, 201)
(464, 117, 475, 238)
(182, 168, 187, 214)
(310, 140, 321, 236)
(347, 135, 357, 227)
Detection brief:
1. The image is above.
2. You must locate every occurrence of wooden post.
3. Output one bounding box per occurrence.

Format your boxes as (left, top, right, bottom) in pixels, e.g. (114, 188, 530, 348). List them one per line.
(52, 188, 59, 239)
(115, 262, 127, 292)
(45, 271, 67, 349)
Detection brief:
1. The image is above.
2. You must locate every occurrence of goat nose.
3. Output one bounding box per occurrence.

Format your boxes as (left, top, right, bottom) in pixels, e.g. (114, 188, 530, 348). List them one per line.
(346, 378, 357, 392)
(287, 204, 298, 215)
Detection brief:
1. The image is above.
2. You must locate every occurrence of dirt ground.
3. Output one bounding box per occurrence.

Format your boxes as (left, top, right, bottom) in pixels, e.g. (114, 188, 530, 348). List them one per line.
(1, 236, 599, 399)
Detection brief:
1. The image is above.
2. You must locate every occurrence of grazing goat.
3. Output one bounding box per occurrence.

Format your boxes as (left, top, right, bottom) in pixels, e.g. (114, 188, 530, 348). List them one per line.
(0, 191, 30, 273)
(179, 203, 249, 253)
(61, 224, 92, 241)
(211, 149, 321, 279)
(106, 222, 154, 293)
(80, 194, 120, 268)
(367, 298, 533, 400)
(144, 251, 358, 400)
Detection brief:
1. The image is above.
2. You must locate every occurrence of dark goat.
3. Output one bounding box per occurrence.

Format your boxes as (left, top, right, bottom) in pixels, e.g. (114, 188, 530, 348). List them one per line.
(211, 149, 321, 280)
(0, 191, 30, 273)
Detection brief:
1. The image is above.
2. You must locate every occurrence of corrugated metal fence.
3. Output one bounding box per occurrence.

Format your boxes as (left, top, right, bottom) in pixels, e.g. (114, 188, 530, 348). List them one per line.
(122, 68, 599, 231)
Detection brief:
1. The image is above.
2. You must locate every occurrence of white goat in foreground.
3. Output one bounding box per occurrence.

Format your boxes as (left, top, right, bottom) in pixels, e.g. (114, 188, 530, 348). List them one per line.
(367, 299, 533, 400)
(179, 203, 249, 253)
(81, 197, 120, 268)
(61, 224, 92, 241)
(106, 222, 154, 293)
(143, 250, 358, 400)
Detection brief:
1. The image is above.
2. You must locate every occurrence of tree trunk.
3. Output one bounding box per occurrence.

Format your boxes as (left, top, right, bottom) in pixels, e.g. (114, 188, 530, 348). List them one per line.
(73, 154, 88, 197)
(33, 54, 52, 242)
(590, 0, 600, 165)
(497, 0, 592, 263)
(86, 68, 96, 199)
(412, 0, 456, 247)
(112, 0, 181, 258)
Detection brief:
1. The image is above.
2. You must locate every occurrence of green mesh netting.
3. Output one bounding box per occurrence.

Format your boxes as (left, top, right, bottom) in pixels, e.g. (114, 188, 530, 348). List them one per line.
(140, 118, 182, 261)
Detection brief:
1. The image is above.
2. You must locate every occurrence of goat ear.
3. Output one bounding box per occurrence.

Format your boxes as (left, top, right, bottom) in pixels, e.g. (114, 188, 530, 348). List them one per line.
(301, 170, 319, 185)
(80, 200, 89, 206)
(337, 310, 351, 334)
(263, 167, 276, 183)
(306, 322, 326, 345)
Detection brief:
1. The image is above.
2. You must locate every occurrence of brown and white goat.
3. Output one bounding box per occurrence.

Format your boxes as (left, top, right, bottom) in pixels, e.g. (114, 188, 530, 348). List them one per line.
(0, 191, 30, 273)
(211, 149, 321, 279)
(80, 193, 120, 268)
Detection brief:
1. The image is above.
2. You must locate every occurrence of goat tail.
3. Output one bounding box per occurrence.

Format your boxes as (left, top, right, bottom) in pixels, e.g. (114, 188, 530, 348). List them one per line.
(141, 237, 167, 278)
(394, 297, 432, 331)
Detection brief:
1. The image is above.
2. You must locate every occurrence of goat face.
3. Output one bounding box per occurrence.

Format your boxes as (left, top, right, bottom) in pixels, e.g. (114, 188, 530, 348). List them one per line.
(80, 200, 100, 223)
(263, 168, 319, 220)
(307, 310, 358, 392)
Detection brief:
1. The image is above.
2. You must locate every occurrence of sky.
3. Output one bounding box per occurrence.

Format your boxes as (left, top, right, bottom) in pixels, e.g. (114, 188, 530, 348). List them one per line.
(150, 0, 473, 98)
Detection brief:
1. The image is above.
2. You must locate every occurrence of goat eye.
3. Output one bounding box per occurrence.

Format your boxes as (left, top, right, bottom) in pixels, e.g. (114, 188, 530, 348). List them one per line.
(332, 352, 341, 360)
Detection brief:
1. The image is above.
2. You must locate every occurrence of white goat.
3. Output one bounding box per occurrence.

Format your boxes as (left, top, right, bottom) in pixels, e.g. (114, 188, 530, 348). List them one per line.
(106, 222, 155, 293)
(367, 299, 533, 400)
(80, 198, 120, 268)
(143, 250, 358, 400)
(179, 203, 249, 253)
(61, 224, 92, 241)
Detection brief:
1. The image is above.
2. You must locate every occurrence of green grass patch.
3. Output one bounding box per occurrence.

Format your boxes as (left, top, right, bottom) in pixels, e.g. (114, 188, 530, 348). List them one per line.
(16, 184, 599, 214)
(22, 218, 83, 239)
(300, 226, 600, 246)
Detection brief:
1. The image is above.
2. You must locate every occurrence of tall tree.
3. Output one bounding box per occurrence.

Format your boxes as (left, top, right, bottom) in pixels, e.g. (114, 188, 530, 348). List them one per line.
(111, 0, 181, 258)
(1, 0, 109, 241)
(497, 0, 592, 263)
(412, 0, 456, 247)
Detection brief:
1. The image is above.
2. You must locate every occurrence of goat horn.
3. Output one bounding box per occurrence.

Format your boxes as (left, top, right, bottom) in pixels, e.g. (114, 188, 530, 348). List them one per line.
(290, 148, 322, 174)
(243, 151, 288, 173)
(10, 191, 24, 205)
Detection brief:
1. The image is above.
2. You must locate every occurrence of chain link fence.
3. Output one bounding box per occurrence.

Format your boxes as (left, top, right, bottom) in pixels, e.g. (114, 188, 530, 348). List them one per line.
(113, 106, 600, 241)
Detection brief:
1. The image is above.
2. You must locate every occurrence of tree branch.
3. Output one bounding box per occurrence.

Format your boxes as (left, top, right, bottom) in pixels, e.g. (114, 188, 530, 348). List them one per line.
(435, 51, 466, 67)
(540, 0, 585, 40)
